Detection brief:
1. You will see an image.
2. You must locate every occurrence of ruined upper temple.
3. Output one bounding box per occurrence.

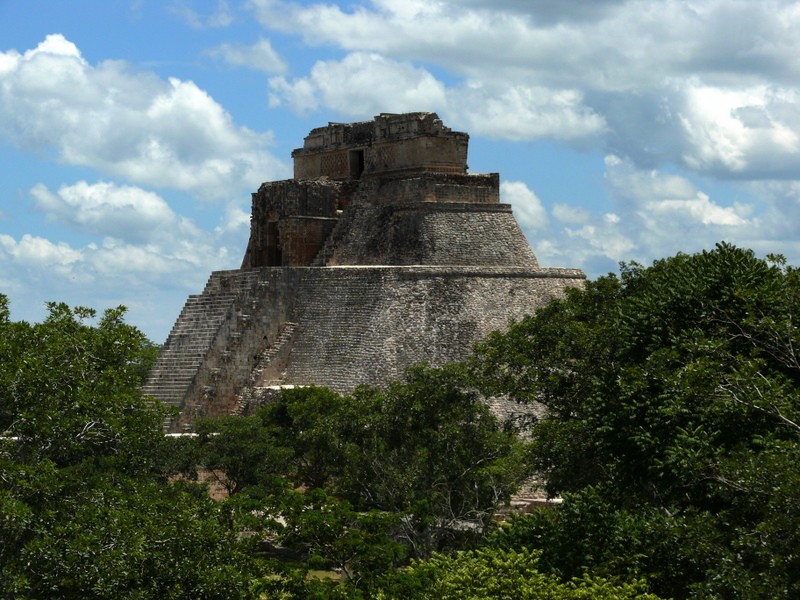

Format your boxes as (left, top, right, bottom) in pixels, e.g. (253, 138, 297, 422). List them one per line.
(144, 113, 585, 431)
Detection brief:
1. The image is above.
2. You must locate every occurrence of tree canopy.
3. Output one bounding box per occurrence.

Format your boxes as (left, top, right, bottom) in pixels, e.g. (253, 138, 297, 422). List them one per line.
(0, 298, 252, 598)
(4, 242, 797, 598)
(472, 242, 800, 597)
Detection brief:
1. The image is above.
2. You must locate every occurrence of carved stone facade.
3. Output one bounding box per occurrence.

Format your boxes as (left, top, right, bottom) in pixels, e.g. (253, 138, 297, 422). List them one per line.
(144, 113, 585, 431)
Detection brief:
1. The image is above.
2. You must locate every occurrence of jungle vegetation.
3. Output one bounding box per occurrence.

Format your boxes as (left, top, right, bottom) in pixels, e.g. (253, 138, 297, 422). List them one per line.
(2, 242, 798, 598)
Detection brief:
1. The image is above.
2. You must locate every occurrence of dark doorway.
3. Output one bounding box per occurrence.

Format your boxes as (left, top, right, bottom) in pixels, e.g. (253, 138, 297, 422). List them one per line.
(349, 149, 365, 179)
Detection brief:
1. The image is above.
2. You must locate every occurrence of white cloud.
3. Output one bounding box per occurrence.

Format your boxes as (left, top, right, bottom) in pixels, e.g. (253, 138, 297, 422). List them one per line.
(85, 238, 185, 277)
(31, 182, 178, 243)
(216, 205, 252, 236)
(0, 233, 83, 275)
(552, 204, 591, 225)
(452, 82, 606, 141)
(22, 181, 245, 283)
(679, 82, 800, 177)
(604, 154, 752, 228)
(564, 223, 636, 263)
(648, 193, 749, 227)
(596, 154, 757, 263)
(251, 0, 800, 179)
(604, 154, 700, 202)
(268, 50, 604, 140)
(0, 35, 285, 200)
(253, 0, 800, 86)
(0, 176, 256, 340)
(500, 181, 548, 232)
(269, 52, 447, 118)
(209, 38, 287, 74)
(526, 154, 764, 273)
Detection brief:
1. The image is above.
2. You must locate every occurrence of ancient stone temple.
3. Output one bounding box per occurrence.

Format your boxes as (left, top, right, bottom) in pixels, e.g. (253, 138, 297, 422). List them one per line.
(144, 113, 585, 431)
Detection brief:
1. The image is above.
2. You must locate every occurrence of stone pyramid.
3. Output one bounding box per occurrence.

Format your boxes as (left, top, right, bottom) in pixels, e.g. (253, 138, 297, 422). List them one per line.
(143, 113, 584, 431)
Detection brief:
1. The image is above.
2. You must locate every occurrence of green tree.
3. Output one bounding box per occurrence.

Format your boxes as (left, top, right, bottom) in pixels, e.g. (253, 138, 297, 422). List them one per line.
(0, 296, 255, 598)
(471, 243, 800, 597)
(3, 476, 253, 599)
(377, 547, 663, 600)
(193, 415, 293, 496)
(261, 385, 349, 489)
(0, 299, 166, 472)
(268, 487, 407, 591)
(262, 364, 531, 558)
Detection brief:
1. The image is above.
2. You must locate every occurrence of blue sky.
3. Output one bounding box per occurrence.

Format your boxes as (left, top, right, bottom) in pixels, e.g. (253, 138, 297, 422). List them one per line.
(2, 0, 800, 342)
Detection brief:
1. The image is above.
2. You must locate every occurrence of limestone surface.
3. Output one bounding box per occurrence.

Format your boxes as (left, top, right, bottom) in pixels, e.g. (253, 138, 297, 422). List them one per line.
(143, 113, 584, 431)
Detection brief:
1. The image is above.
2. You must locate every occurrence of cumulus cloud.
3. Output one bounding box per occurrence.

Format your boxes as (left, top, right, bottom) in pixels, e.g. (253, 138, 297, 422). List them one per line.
(500, 181, 548, 232)
(552, 154, 759, 268)
(251, 0, 800, 180)
(0, 177, 254, 340)
(521, 154, 763, 273)
(269, 52, 447, 118)
(678, 82, 800, 177)
(30, 182, 181, 244)
(0, 34, 285, 200)
(563, 223, 636, 263)
(268, 50, 604, 140)
(452, 83, 606, 141)
(252, 0, 800, 86)
(0, 230, 219, 342)
(552, 204, 591, 225)
(451, 0, 626, 23)
(22, 181, 246, 285)
(604, 154, 752, 227)
(0, 234, 83, 277)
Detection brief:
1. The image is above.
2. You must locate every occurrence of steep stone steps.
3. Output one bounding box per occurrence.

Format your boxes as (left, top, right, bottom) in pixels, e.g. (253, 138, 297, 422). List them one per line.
(142, 268, 274, 430)
(230, 321, 299, 415)
(142, 283, 239, 425)
(311, 180, 378, 266)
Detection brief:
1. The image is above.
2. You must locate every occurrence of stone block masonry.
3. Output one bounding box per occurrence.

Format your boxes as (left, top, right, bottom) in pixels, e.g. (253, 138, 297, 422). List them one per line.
(145, 113, 585, 431)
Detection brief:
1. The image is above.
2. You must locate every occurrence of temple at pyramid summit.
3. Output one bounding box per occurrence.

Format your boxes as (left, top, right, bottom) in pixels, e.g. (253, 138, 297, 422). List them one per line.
(143, 112, 585, 431)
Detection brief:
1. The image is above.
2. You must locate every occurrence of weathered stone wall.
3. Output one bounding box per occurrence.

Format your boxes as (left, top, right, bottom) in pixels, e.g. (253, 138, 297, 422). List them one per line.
(166, 268, 306, 431)
(292, 112, 468, 180)
(365, 136, 468, 177)
(279, 217, 338, 266)
(322, 203, 538, 268)
(241, 179, 343, 268)
(148, 264, 584, 430)
(281, 266, 583, 391)
(293, 137, 469, 180)
(373, 173, 499, 204)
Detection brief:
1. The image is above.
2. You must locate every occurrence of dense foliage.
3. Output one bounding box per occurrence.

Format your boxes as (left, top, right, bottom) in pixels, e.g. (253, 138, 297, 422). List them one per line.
(257, 365, 530, 557)
(473, 242, 800, 598)
(0, 299, 252, 598)
(4, 242, 794, 598)
(377, 547, 661, 600)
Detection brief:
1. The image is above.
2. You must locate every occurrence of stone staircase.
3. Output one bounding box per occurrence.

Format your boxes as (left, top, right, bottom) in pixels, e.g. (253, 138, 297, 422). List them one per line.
(142, 270, 263, 429)
(230, 321, 299, 415)
(312, 179, 378, 266)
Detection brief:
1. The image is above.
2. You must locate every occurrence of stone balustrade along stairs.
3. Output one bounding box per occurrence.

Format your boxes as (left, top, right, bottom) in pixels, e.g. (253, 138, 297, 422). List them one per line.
(230, 321, 299, 415)
(141, 269, 262, 429)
